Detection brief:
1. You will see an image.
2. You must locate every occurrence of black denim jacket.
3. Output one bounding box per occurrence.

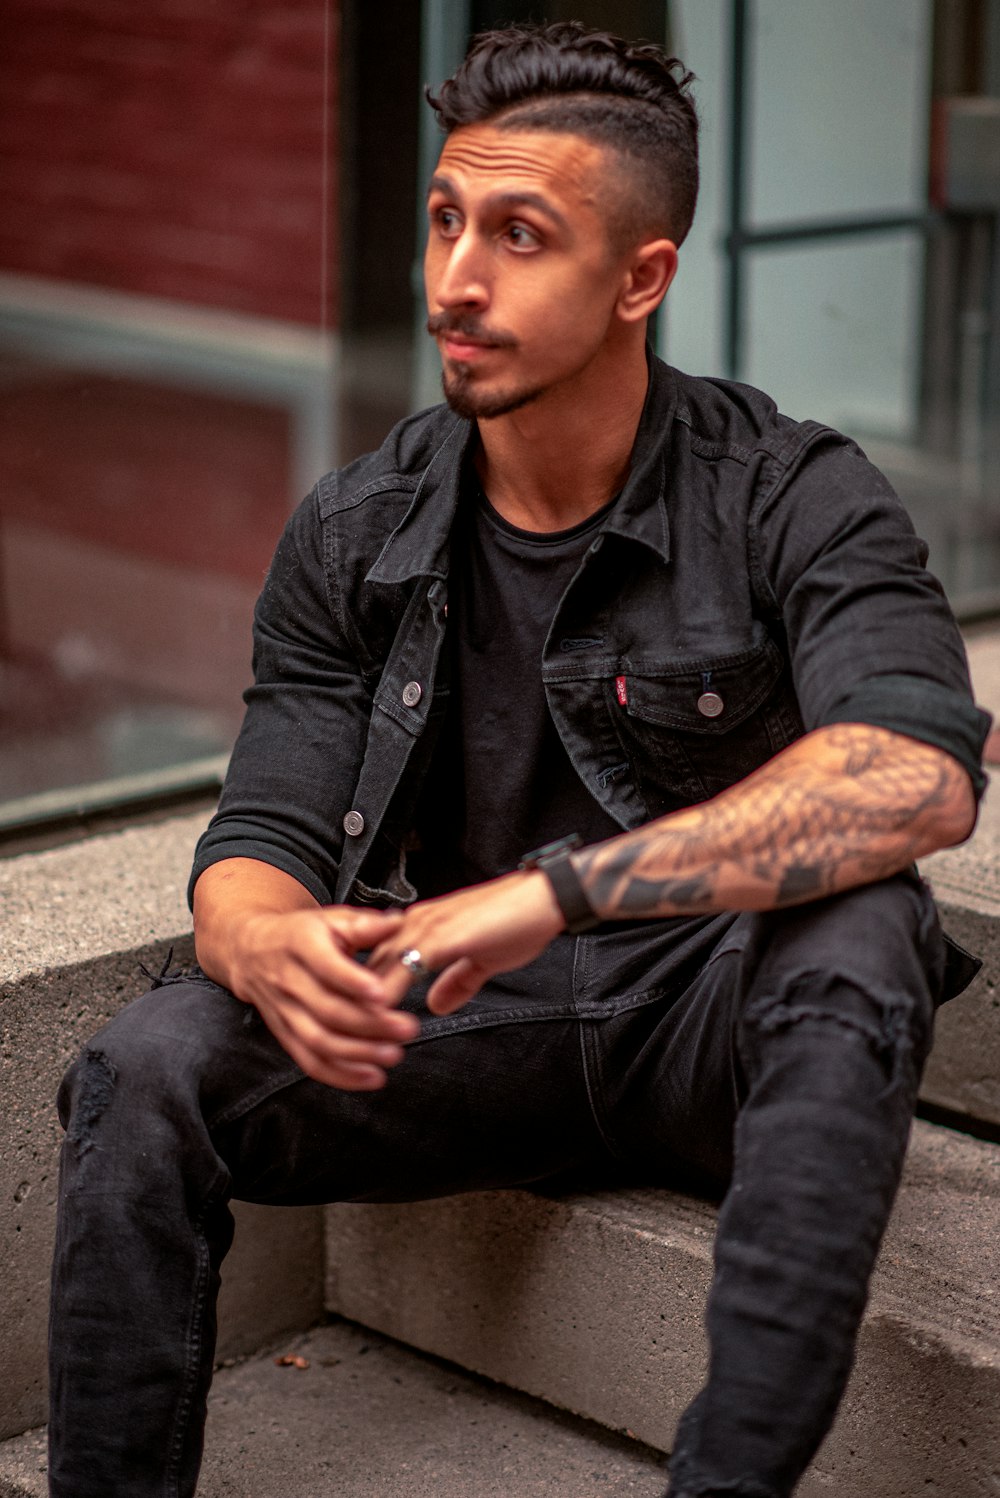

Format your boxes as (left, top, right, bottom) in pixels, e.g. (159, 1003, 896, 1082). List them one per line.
(190, 356, 990, 911)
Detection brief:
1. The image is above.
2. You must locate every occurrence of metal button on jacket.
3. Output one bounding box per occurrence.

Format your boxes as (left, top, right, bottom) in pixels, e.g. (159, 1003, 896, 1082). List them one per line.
(402, 681, 423, 707)
(343, 810, 365, 837)
(697, 690, 725, 718)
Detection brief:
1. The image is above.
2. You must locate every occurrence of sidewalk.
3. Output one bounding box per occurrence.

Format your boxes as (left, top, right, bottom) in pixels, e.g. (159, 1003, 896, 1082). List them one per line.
(0, 1321, 669, 1498)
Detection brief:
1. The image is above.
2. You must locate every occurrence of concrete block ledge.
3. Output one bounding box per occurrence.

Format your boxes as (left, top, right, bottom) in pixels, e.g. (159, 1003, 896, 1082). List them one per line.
(921, 787, 1000, 1126)
(325, 1118, 1000, 1498)
(0, 813, 322, 1440)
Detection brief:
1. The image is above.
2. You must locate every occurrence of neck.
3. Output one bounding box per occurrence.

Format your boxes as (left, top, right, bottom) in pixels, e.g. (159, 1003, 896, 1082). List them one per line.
(474, 337, 650, 533)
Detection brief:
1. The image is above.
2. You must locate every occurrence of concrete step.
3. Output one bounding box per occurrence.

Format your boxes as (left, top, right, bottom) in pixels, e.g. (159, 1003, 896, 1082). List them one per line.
(5, 1122, 996, 1495)
(920, 783, 1000, 1128)
(324, 1118, 1000, 1498)
(0, 1321, 670, 1498)
(0, 816, 325, 1441)
(918, 629, 1000, 1126)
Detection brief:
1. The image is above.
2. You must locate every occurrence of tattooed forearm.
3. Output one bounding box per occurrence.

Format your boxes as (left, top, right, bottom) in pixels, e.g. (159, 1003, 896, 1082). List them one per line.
(573, 724, 975, 920)
(586, 867, 715, 915)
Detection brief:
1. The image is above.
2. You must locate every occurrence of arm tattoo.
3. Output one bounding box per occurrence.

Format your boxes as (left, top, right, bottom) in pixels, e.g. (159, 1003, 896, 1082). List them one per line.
(574, 724, 972, 920)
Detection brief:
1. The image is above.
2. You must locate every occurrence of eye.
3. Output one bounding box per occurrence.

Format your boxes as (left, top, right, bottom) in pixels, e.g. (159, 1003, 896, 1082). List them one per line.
(504, 222, 540, 250)
(431, 205, 462, 238)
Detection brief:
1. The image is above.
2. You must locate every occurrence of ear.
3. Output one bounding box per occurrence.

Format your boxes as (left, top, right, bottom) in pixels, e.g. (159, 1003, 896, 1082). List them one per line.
(616, 239, 678, 324)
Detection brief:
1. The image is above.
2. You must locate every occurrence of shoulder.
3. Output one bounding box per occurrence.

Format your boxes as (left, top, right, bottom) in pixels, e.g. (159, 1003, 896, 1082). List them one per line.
(315, 403, 467, 517)
(667, 363, 847, 475)
(663, 361, 909, 546)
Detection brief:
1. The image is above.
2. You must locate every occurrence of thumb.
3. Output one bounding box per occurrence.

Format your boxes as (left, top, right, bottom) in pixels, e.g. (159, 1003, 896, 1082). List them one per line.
(426, 957, 487, 1016)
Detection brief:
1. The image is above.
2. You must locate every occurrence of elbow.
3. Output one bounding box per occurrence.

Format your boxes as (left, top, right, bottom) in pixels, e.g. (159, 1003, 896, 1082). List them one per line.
(921, 768, 978, 853)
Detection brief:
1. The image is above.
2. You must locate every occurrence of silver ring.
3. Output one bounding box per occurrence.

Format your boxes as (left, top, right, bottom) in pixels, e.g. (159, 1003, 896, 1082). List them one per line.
(399, 947, 430, 978)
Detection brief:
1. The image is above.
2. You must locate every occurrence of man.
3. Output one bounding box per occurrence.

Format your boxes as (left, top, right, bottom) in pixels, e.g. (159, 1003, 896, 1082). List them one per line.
(50, 22, 990, 1498)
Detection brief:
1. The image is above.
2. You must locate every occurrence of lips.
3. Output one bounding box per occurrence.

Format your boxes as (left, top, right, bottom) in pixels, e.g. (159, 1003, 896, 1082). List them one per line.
(441, 334, 496, 361)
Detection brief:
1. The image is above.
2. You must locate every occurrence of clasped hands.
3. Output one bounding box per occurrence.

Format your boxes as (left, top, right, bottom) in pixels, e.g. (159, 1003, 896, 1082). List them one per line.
(234, 869, 564, 1093)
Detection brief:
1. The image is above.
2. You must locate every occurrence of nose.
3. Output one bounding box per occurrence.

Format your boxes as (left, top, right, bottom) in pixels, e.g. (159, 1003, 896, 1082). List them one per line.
(427, 226, 490, 313)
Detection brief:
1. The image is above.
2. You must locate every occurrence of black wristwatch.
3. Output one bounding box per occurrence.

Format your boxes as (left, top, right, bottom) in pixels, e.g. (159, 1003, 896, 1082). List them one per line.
(518, 834, 601, 934)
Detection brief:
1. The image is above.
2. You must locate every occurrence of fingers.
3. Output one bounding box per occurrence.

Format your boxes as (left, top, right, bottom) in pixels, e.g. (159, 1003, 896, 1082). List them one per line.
(253, 975, 417, 1090)
(262, 1004, 396, 1090)
(235, 906, 418, 1088)
(426, 957, 486, 1015)
(323, 906, 406, 955)
(313, 908, 407, 1006)
(367, 872, 561, 1013)
(273, 912, 404, 1010)
(277, 962, 420, 1043)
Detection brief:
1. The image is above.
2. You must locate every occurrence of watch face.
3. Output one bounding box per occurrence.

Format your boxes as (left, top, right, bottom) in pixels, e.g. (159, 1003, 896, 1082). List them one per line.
(518, 834, 583, 875)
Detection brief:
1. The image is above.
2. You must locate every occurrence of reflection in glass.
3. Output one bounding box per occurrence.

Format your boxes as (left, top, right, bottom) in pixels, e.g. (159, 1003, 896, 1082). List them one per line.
(0, 2, 336, 822)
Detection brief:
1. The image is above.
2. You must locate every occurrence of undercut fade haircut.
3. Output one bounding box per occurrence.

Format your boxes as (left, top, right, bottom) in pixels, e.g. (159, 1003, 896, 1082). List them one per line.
(426, 21, 699, 250)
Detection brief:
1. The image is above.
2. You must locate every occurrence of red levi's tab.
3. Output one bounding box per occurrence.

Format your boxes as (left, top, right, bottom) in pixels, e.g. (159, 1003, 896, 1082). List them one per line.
(615, 675, 628, 706)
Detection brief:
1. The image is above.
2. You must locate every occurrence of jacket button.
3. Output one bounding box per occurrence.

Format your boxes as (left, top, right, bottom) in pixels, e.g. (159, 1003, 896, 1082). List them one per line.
(402, 681, 423, 707)
(697, 690, 725, 718)
(343, 810, 365, 837)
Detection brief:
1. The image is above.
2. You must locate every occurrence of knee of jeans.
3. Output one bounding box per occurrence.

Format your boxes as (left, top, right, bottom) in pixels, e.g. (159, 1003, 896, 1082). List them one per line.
(57, 1046, 117, 1153)
(740, 971, 930, 1100)
(56, 977, 230, 1148)
(736, 877, 942, 1096)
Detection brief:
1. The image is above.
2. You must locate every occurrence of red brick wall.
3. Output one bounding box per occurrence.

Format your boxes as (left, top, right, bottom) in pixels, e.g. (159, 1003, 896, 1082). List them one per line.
(0, 0, 338, 326)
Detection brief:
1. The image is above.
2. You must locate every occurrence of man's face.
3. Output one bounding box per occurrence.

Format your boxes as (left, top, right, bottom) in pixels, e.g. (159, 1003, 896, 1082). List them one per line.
(424, 123, 631, 420)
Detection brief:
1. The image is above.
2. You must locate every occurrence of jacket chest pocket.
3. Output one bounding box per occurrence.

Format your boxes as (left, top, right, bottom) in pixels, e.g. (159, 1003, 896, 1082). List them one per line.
(613, 636, 804, 806)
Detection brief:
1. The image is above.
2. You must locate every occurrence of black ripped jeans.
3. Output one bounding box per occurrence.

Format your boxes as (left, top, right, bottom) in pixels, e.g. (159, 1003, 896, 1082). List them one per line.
(49, 872, 945, 1498)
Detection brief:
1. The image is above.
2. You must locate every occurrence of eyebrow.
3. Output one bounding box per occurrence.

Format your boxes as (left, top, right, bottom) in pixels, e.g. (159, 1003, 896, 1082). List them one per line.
(427, 175, 572, 235)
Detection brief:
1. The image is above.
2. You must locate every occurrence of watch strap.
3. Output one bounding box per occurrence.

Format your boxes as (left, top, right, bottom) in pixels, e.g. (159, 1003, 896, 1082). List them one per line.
(518, 835, 600, 935)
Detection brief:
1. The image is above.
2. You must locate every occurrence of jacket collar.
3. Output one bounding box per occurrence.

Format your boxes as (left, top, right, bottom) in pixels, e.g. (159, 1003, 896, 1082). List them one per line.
(366, 349, 676, 585)
(365, 413, 473, 585)
(600, 350, 674, 564)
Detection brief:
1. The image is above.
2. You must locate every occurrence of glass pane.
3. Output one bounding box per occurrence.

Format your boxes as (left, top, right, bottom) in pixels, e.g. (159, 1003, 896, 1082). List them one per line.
(0, 2, 336, 819)
(749, 0, 932, 223)
(662, 0, 728, 375)
(743, 233, 923, 440)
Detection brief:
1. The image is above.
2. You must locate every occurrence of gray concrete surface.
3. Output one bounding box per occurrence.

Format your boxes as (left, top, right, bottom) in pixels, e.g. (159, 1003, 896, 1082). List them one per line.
(324, 1119, 1000, 1497)
(0, 1321, 670, 1498)
(965, 626, 1000, 720)
(0, 814, 322, 1440)
(921, 785, 1000, 1124)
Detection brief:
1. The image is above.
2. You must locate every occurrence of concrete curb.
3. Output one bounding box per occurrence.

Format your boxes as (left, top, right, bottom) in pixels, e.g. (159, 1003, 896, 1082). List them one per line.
(324, 1120, 1000, 1497)
(0, 814, 322, 1439)
(921, 787, 1000, 1125)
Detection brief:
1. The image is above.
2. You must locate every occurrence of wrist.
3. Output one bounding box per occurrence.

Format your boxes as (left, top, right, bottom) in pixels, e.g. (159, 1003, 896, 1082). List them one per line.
(198, 906, 280, 1000)
(518, 867, 568, 938)
(518, 836, 601, 935)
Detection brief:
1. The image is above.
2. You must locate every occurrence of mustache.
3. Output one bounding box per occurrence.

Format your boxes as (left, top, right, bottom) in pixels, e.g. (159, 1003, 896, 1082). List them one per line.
(426, 313, 517, 348)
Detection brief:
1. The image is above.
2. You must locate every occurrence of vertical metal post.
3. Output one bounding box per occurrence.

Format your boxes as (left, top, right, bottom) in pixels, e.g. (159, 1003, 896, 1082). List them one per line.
(411, 0, 472, 412)
(724, 0, 749, 380)
(987, 0, 1000, 95)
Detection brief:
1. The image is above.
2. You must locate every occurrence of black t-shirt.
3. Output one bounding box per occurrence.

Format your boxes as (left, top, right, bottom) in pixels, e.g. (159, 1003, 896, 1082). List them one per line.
(413, 487, 622, 895)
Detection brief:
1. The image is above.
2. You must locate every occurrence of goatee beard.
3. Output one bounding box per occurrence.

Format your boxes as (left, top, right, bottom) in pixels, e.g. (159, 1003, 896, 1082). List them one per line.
(441, 368, 544, 421)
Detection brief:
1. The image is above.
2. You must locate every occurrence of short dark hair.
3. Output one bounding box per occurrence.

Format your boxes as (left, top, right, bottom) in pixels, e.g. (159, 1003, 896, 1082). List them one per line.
(426, 21, 699, 249)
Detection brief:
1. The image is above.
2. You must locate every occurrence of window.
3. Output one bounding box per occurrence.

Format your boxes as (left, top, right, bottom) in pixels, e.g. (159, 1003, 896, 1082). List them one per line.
(3, 0, 997, 836)
(0, 1, 337, 833)
(665, 0, 1000, 615)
